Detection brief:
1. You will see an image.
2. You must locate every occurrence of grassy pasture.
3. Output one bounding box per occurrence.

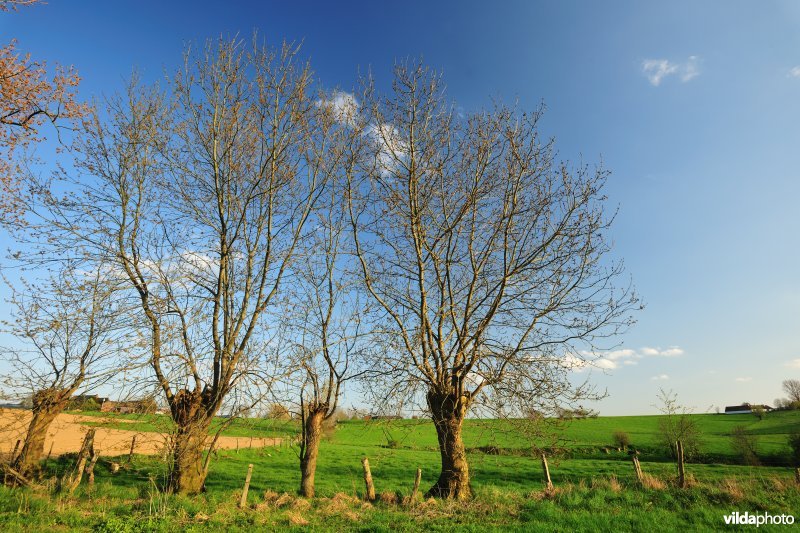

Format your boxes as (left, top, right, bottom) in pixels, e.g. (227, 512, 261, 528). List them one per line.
(1, 410, 798, 531)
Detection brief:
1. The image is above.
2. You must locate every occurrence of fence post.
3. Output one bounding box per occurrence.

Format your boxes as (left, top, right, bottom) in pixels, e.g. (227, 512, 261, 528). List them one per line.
(409, 467, 422, 506)
(676, 440, 686, 488)
(86, 452, 99, 485)
(127, 435, 137, 463)
(795, 467, 800, 486)
(541, 453, 553, 492)
(239, 463, 254, 509)
(632, 455, 643, 484)
(45, 441, 54, 462)
(361, 457, 376, 501)
(67, 429, 96, 493)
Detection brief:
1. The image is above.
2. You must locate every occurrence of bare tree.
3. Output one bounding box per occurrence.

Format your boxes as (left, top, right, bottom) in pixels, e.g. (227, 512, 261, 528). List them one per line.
(783, 379, 800, 404)
(654, 388, 702, 460)
(21, 37, 325, 493)
(284, 100, 371, 497)
(1, 263, 128, 475)
(346, 61, 637, 499)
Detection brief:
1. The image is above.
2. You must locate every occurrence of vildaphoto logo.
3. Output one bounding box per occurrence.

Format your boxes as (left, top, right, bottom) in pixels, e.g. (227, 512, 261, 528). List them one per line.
(723, 511, 795, 527)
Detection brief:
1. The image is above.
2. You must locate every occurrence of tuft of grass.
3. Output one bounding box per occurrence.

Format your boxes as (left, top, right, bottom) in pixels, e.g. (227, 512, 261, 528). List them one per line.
(641, 473, 666, 490)
(720, 477, 744, 502)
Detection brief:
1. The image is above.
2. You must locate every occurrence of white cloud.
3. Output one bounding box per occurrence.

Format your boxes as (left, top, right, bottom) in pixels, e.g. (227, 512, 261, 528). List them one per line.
(606, 349, 637, 360)
(642, 59, 678, 86)
(640, 346, 684, 357)
(787, 66, 800, 78)
(366, 122, 409, 177)
(642, 56, 701, 86)
(785, 358, 800, 369)
(571, 344, 684, 373)
(650, 374, 670, 381)
(680, 56, 701, 82)
(735, 377, 752, 383)
(315, 90, 360, 126)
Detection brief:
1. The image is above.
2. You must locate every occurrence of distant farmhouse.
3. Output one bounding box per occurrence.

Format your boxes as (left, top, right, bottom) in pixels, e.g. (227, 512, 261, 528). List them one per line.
(724, 403, 773, 414)
(70, 394, 157, 414)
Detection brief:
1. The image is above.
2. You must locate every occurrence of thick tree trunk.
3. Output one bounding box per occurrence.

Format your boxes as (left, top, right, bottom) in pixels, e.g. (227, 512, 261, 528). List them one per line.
(426, 390, 471, 500)
(167, 390, 213, 494)
(299, 407, 326, 498)
(13, 388, 69, 474)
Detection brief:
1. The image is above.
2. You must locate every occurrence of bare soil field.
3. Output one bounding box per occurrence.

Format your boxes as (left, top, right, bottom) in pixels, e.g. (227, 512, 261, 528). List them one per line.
(0, 408, 281, 458)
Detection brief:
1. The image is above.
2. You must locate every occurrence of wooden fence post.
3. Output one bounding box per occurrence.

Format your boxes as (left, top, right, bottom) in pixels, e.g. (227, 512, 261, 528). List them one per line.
(632, 455, 643, 484)
(45, 441, 54, 462)
(239, 463, 254, 509)
(66, 429, 96, 493)
(361, 457, 376, 501)
(794, 467, 800, 486)
(541, 453, 553, 492)
(86, 452, 99, 485)
(127, 435, 137, 463)
(409, 467, 422, 506)
(676, 440, 686, 488)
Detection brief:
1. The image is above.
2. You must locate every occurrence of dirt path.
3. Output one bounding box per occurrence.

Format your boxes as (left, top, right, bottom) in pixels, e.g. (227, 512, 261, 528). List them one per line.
(0, 408, 282, 458)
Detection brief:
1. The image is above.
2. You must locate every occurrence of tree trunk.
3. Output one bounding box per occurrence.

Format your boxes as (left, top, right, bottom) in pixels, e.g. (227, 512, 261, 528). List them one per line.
(13, 388, 69, 474)
(299, 407, 326, 498)
(167, 390, 213, 494)
(426, 390, 471, 500)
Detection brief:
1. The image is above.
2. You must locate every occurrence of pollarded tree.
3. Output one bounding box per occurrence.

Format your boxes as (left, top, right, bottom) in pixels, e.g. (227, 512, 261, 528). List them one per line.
(1, 264, 128, 475)
(24, 37, 327, 494)
(287, 96, 371, 497)
(347, 62, 637, 499)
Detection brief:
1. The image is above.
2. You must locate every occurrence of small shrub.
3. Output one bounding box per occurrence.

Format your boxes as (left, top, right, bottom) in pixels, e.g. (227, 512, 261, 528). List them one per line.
(612, 430, 630, 451)
(655, 389, 703, 460)
(730, 425, 760, 466)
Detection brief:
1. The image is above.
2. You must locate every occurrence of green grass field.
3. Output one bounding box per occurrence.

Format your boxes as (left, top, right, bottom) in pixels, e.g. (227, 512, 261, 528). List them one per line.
(1, 411, 799, 531)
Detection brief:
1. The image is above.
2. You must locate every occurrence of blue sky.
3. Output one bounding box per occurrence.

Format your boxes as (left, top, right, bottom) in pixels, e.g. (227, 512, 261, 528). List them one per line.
(2, 1, 799, 415)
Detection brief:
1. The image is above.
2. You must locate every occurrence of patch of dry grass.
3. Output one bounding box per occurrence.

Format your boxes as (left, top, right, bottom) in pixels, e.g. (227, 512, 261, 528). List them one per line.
(640, 473, 666, 490)
(720, 477, 744, 502)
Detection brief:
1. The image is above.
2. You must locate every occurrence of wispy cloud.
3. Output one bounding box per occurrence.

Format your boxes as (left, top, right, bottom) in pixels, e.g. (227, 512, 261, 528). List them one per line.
(640, 346, 684, 357)
(785, 358, 800, 369)
(642, 56, 701, 86)
(735, 377, 752, 383)
(651, 374, 670, 381)
(787, 66, 800, 79)
(574, 345, 684, 371)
